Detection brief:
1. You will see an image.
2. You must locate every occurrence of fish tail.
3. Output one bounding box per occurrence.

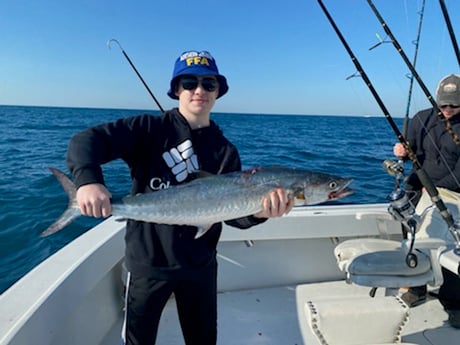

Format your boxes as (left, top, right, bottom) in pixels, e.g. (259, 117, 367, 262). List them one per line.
(40, 167, 81, 237)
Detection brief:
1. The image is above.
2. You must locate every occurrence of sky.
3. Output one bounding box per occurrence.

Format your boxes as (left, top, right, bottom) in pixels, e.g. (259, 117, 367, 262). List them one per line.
(1, 0, 459, 117)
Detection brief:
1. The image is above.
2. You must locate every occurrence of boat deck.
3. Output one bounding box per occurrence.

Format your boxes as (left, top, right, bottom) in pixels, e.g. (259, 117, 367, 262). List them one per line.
(158, 285, 303, 345)
(150, 281, 459, 345)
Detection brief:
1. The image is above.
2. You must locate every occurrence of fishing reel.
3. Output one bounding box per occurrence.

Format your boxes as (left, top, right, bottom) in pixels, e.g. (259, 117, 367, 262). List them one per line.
(383, 159, 419, 268)
(387, 188, 420, 268)
(382, 159, 404, 185)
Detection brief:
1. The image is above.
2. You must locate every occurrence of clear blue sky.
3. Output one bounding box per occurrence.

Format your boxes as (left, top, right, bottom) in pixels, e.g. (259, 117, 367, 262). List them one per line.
(1, 0, 459, 116)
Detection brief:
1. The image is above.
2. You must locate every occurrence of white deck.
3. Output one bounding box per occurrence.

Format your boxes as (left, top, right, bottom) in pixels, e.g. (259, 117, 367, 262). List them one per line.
(153, 281, 459, 345)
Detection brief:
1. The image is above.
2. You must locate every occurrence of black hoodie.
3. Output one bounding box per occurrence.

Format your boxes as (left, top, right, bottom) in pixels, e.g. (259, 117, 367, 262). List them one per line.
(67, 108, 264, 279)
(405, 108, 460, 192)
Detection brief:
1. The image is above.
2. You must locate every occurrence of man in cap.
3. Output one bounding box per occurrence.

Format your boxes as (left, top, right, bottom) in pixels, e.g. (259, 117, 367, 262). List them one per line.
(66, 50, 293, 344)
(393, 74, 460, 328)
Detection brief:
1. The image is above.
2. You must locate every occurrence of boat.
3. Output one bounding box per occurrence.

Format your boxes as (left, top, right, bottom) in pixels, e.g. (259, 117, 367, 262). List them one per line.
(2, 1, 460, 342)
(1, 190, 459, 344)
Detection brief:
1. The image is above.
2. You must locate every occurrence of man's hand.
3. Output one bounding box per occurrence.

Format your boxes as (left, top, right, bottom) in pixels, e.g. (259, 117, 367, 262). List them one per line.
(393, 143, 407, 158)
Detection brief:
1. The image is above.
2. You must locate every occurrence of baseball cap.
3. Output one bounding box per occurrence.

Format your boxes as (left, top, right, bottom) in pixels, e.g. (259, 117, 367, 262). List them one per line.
(167, 51, 228, 100)
(436, 74, 460, 106)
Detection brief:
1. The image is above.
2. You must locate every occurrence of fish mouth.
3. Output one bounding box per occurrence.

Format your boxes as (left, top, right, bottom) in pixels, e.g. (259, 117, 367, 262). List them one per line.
(328, 180, 354, 200)
(329, 188, 354, 200)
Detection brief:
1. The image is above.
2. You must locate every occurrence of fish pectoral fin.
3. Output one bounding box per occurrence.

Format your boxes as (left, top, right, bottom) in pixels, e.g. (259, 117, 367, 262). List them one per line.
(194, 225, 213, 239)
(293, 192, 307, 206)
(295, 192, 305, 200)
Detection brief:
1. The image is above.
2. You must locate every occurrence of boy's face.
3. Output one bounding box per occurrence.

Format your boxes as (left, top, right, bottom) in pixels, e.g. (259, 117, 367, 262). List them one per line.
(176, 75, 219, 117)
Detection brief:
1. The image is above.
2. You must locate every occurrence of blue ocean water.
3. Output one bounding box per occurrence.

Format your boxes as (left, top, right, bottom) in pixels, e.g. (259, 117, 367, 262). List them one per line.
(0, 105, 403, 294)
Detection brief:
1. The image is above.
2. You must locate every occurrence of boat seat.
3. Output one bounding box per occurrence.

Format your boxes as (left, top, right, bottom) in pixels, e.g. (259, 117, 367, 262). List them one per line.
(335, 237, 446, 294)
(335, 238, 401, 272)
(335, 187, 460, 294)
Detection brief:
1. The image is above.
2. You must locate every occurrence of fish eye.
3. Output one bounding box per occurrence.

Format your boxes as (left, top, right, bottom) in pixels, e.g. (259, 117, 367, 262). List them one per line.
(329, 181, 338, 189)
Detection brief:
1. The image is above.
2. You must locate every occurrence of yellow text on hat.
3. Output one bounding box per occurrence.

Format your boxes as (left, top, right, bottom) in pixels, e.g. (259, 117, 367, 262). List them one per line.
(185, 57, 210, 67)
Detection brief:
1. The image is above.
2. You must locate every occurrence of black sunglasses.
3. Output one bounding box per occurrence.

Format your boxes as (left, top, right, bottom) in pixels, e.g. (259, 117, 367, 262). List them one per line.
(440, 104, 460, 109)
(180, 76, 218, 92)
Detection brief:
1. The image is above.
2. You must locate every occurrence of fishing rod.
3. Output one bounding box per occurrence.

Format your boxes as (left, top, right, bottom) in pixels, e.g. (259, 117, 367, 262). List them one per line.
(402, 0, 425, 137)
(439, 0, 460, 67)
(316, 0, 460, 251)
(107, 38, 165, 113)
(381, 0, 425, 188)
(366, 0, 460, 148)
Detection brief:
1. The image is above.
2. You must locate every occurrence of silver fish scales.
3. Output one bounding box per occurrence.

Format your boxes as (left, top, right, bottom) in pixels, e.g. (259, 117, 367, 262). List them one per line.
(41, 166, 353, 238)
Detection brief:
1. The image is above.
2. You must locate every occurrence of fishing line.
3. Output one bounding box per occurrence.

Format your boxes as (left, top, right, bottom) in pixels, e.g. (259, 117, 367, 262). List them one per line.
(438, 0, 460, 68)
(366, 0, 460, 148)
(107, 38, 165, 113)
(316, 0, 460, 243)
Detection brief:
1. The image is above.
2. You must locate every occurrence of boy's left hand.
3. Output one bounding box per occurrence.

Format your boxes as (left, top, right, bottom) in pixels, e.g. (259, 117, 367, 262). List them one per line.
(254, 188, 295, 218)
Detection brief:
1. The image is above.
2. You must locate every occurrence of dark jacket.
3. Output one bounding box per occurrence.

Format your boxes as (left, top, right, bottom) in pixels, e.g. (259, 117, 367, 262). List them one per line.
(67, 109, 264, 279)
(406, 108, 460, 192)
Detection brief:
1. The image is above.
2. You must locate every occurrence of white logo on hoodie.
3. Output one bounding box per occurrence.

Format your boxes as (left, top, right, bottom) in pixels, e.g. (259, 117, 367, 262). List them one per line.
(162, 139, 199, 182)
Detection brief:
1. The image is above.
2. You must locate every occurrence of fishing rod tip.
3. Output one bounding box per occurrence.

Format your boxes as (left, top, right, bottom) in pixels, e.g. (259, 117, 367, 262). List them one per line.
(107, 38, 121, 50)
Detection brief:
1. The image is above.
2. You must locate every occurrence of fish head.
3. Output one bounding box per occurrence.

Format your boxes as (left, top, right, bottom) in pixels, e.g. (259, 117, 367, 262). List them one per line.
(242, 166, 353, 206)
(291, 173, 354, 206)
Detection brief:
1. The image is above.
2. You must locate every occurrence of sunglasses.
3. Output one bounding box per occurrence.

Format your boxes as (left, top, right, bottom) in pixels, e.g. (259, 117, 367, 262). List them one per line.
(180, 76, 218, 92)
(440, 104, 460, 109)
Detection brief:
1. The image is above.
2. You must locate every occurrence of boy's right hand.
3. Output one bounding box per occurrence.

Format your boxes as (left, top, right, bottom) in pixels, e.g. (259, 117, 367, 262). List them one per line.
(76, 183, 112, 218)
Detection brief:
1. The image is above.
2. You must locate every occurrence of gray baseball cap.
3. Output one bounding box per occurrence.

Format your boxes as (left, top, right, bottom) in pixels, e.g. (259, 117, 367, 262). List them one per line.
(436, 74, 460, 106)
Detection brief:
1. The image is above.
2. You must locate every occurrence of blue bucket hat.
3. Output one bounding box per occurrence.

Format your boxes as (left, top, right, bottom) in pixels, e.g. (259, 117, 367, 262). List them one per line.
(167, 51, 229, 100)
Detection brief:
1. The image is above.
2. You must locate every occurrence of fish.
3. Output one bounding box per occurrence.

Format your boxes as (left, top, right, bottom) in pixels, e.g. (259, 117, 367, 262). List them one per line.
(41, 166, 353, 238)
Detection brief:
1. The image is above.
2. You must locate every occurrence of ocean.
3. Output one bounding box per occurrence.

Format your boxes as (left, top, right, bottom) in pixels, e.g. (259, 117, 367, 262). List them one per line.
(0, 105, 404, 294)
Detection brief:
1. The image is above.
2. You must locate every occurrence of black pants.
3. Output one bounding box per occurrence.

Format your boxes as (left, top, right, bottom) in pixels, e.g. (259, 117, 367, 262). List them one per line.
(123, 263, 218, 345)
